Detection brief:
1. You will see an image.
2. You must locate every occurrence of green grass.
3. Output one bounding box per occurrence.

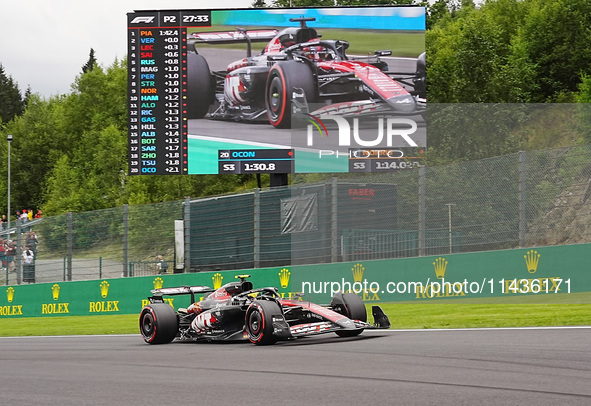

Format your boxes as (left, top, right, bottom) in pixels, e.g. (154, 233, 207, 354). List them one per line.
(1, 301, 589, 337)
(191, 26, 425, 57)
(0, 314, 140, 337)
(378, 303, 591, 329)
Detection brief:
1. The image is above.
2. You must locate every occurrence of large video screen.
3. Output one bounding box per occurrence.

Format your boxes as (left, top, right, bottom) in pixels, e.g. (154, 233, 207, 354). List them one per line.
(127, 6, 425, 175)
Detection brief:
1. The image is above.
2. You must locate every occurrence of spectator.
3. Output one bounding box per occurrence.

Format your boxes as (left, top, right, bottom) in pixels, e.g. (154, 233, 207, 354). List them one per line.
(25, 230, 39, 255)
(155, 255, 169, 274)
(22, 247, 35, 283)
(27, 210, 33, 221)
(0, 238, 5, 270)
(0, 215, 6, 230)
(35, 210, 42, 219)
(5, 240, 17, 283)
(20, 210, 28, 223)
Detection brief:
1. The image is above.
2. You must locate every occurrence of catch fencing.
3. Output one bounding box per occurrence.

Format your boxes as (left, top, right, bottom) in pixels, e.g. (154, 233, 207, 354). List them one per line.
(2, 144, 590, 285)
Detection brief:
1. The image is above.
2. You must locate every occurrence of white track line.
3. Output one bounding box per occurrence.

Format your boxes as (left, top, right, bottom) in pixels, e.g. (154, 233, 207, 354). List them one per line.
(367, 326, 591, 332)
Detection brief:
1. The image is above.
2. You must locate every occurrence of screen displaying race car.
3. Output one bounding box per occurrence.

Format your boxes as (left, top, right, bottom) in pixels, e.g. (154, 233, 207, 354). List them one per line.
(187, 17, 425, 128)
(139, 275, 391, 345)
(127, 6, 425, 175)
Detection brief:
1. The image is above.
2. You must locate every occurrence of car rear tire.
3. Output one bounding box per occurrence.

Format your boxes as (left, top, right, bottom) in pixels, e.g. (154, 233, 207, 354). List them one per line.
(265, 60, 316, 129)
(187, 53, 215, 119)
(139, 303, 178, 344)
(331, 292, 366, 337)
(245, 300, 282, 345)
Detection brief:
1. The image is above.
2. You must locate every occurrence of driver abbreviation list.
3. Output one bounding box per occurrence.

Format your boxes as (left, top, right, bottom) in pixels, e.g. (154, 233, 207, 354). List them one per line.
(127, 10, 211, 175)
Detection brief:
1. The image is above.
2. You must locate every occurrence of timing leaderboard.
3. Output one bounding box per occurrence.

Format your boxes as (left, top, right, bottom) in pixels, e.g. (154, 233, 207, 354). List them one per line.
(127, 10, 211, 175)
(218, 149, 293, 174)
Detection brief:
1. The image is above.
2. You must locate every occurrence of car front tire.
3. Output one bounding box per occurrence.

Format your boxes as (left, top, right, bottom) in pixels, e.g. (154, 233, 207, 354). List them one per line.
(265, 60, 316, 129)
(331, 292, 366, 337)
(187, 53, 215, 119)
(245, 300, 282, 345)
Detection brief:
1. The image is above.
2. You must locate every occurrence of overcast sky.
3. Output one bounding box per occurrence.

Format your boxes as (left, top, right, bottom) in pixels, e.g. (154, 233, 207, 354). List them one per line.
(1, 1, 251, 98)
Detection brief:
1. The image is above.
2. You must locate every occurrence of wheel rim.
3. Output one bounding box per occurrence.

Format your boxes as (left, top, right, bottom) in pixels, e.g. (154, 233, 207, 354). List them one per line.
(267, 76, 284, 122)
(248, 309, 263, 339)
(141, 313, 154, 337)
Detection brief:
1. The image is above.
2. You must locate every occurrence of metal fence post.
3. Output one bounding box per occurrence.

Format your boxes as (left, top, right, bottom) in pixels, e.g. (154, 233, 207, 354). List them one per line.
(123, 204, 129, 277)
(184, 197, 191, 272)
(518, 151, 527, 248)
(67, 212, 73, 281)
(331, 177, 338, 263)
(15, 219, 22, 284)
(253, 188, 260, 268)
(418, 166, 426, 256)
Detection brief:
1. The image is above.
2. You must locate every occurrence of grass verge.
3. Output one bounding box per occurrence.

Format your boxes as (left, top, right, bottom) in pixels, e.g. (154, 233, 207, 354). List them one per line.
(377, 303, 591, 329)
(1, 302, 589, 337)
(193, 27, 425, 57)
(0, 314, 139, 337)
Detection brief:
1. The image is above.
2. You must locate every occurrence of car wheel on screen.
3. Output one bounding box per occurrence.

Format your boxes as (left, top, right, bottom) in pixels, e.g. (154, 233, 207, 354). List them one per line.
(186, 53, 215, 119)
(265, 60, 316, 129)
(414, 52, 426, 98)
(139, 303, 178, 344)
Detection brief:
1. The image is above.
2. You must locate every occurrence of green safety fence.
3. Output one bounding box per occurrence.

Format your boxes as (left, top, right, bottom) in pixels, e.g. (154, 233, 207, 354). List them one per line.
(1, 243, 589, 318)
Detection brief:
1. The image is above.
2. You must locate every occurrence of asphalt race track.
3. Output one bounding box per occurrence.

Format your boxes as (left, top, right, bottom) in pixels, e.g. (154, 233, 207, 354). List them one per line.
(1, 327, 590, 405)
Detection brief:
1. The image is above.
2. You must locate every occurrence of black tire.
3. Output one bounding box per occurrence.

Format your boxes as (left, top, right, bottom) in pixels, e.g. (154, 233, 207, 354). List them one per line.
(245, 300, 282, 345)
(139, 303, 178, 344)
(265, 60, 316, 129)
(331, 292, 366, 337)
(187, 53, 215, 119)
(414, 52, 426, 98)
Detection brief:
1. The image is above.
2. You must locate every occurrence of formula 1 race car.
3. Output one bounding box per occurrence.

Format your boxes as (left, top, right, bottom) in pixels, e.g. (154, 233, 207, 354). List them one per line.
(139, 275, 391, 345)
(186, 17, 425, 128)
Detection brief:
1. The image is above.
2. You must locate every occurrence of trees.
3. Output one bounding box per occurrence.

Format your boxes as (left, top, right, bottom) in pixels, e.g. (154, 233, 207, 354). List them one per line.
(42, 59, 130, 213)
(81, 48, 97, 74)
(427, 0, 530, 103)
(271, 0, 333, 7)
(514, 0, 591, 102)
(575, 76, 591, 145)
(3, 95, 70, 210)
(0, 64, 25, 124)
(0, 59, 128, 215)
(425, 0, 591, 161)
(427, 0, 591, 104)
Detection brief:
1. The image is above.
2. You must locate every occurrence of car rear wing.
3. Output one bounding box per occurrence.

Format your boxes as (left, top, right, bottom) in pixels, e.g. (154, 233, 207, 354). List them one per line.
(188, 29, 279, 44)
(150, 286, 215, 304)
(188, 28, 278, 56)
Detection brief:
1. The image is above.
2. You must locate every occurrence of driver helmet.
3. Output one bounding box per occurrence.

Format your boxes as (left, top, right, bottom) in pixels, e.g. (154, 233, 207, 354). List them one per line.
(278, 33, 296, 49)
(303, 45, 328, 61)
